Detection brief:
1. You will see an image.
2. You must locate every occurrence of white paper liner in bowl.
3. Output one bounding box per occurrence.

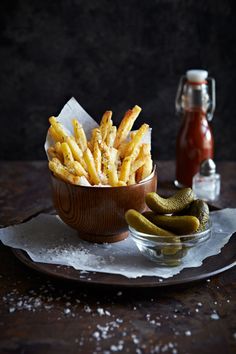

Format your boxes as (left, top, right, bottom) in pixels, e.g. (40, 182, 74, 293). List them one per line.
(0, 209, 235, 279)
(45, 97, 154, 186)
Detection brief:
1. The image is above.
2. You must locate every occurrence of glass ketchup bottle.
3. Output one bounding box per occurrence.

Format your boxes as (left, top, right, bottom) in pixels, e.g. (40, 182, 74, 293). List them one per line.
(175, 69, 216, 187)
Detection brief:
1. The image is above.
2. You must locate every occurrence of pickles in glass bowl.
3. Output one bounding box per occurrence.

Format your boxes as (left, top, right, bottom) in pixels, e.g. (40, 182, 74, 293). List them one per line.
(128, 221, 211, 267)
(126, 189, 211, 266)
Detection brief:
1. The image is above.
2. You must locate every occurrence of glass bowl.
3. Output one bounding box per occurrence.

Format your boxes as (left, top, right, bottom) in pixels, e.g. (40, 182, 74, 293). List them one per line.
(129, 221, 212, 266)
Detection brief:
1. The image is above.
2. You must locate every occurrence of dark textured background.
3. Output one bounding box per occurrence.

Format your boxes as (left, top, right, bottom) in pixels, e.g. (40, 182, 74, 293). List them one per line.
(0, 0, 236, 160)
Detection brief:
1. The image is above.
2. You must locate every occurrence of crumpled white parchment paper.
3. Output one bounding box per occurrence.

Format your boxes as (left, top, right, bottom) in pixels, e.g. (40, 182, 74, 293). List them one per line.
(0, 209, 235, 279)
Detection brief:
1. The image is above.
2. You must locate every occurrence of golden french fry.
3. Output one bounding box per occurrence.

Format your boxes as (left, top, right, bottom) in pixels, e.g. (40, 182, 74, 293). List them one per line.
(114, 105, 141, 148)
(116, 181, 126, 187)
(106, 126, 117, 147)
(101, 148, 110, 177)
(48, 126, 62, 143)
(47, 147, 57, 160)
(61, 142, 74, 165)
(110, 148, 118, 165)
(130, 157, 146, 175)
(49, 159, 81, 185)
(137, 154, 153, 181)
(65, 136, 87, 170)
(130, 143, 150, 174)
(125, 123, 149, 157)
(89, 128, 102, 152)
(72, 119, 87, 152)
(100, 111, 113, 141)
(117, 142, 128, 158)
(129, 145, 141, 162)
(83, 148, 101, 185)
(49, 116, 68, 142)
(54, 142, 64, 161)
(129, 131, 136, 140)
(66, 160, 88, 178)
(119, 156, 132, 183)
(108, 162, 119, 187)
(140, 143, 151, 155)
(128, 172, 136, 186)
(93, 141, 102, 175)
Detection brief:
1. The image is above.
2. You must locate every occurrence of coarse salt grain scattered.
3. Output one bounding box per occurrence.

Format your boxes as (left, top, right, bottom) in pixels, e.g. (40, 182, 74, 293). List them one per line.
(93, 331, 100, 340)
(210, 313, 220, 320)
(84, 305, 92, 313)
(185, 330, 191, 336)
(64, 308, 71, 315)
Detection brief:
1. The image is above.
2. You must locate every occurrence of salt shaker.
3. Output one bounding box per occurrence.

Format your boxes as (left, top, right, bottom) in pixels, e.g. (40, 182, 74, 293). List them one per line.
(192, 159, 221, 201)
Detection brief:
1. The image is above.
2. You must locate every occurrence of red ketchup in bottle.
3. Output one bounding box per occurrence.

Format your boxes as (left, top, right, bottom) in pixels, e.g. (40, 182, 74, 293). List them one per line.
(175, 70, 215, 187)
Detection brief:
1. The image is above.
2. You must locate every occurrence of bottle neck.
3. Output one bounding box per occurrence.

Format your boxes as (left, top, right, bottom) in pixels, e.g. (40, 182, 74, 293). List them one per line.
(181, 82, 209, 113)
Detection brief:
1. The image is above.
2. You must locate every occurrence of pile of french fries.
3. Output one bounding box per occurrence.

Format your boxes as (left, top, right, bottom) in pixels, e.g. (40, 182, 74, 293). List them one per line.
(47, 105, 153, 186)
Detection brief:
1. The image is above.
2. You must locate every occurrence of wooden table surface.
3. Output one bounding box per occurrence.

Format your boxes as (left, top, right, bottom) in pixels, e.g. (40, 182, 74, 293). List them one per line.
(0, 161, 235, 354)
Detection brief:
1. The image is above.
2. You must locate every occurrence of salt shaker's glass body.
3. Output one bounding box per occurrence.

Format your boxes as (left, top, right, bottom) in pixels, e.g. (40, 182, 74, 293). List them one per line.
(192, 159, 221, 202)
(175, 70, 216, 187)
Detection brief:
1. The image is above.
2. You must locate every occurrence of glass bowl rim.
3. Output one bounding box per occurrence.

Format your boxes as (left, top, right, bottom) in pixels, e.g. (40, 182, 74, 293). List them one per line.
(129, 219, 212, 245)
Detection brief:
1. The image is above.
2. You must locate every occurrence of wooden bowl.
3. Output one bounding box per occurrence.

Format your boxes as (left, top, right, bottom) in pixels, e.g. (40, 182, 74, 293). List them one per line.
(51, 171, 157, 243)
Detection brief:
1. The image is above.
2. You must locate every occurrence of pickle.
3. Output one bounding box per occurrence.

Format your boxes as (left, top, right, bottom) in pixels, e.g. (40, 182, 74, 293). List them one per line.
(145, 188, 194, 214)
(184, 199, 209, 231)
(125, 209, 175, 236)
(143, 211, 200, 235)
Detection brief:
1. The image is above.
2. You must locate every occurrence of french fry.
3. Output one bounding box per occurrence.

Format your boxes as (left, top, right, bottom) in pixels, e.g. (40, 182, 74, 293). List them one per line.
(116, 181, 126, 187)
(49, 158, 81, 185)
(93, 141, 102, 175)
(129, 145, 141, 162)
(140, 143, 151, 155)
(61, 142, 74, 165)
(106, 126, 117, 147)
(114, 105, 141, 148)
(128, 172, 136, 186)
(54, 142, 64, 161)
(65, 136, 87, 170)
(125, 123, 149, 157)
(107, 162, 119, 187)
(130, 143, 151, 174)
(110, 148, 119, 165)
(47, 147, 57, 160)
(136, 154, 153, 181)
(119, 156, 132, 184)
(141, 155, 153, 179)
(83, 148, 101, 185)
(130, 157, 146, 175)
(101, 147, 110, 177)
(49, 116, 68, 142)
(89, 128, 102, 152)
(117, 141, 129, 159)
(48, 126, 62, 143)
(100, 111, 113, 141)
(72, 119, 87, 152)
(129, 131, 136, 140)
(66, 160, 88, 178)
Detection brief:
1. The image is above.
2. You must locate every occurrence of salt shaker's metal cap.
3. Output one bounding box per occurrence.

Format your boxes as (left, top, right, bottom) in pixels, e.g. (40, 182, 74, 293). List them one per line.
(200, 159, 216, 176)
